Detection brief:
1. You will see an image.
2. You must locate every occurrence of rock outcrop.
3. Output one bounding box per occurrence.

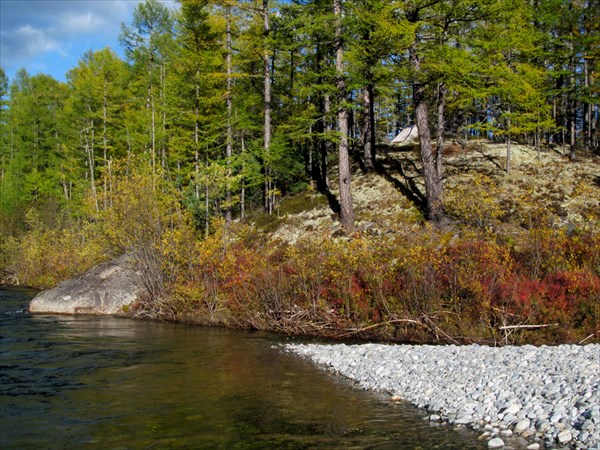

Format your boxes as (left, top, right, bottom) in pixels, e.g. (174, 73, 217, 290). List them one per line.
(29, 255, 146, 315)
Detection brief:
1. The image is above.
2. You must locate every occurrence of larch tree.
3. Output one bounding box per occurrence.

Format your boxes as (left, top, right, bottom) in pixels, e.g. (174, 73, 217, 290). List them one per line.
(381, 0, 448, 223)
(334, 0, 355, 232)
(347, 0, 390, 172)
(170, 0, 230, 231)
(67, 49, 129, 210)
(120, 0, 174, 183)
(470, 0, 553, 172)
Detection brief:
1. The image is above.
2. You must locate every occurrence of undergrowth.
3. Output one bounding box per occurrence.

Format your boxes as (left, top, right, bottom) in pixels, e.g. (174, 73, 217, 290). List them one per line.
(2, 146, 599, 345)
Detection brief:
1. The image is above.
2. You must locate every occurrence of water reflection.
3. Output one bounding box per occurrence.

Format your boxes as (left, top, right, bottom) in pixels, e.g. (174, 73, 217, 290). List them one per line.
(1, 287, 487, 449)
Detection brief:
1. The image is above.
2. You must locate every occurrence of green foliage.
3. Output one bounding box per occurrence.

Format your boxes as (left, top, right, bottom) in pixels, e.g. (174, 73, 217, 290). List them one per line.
(1, 0, 598, 346)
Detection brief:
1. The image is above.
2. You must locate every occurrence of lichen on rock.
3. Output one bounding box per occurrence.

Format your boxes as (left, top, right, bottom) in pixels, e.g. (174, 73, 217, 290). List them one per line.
(29, 255, 146, 315)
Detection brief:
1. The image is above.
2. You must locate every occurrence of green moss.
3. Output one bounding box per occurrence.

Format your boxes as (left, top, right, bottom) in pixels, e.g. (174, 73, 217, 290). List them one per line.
(249, 190, 328, 234)
(252, 213, 283, 234)
(279, 191, 328, 216)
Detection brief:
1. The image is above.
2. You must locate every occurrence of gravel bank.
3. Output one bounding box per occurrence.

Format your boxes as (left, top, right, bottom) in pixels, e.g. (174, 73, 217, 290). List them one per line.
(285, 343, 600, 449)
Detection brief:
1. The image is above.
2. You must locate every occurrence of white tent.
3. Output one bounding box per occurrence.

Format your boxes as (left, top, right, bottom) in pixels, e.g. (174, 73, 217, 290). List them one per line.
(391, 125, 419, 146)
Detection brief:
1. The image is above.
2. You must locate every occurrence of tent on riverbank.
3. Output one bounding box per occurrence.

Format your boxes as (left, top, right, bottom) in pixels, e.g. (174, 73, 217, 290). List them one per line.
(391, 125, 419, 146)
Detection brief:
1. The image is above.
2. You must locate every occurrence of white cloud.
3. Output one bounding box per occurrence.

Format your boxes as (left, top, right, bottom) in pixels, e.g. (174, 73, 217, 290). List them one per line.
(0, 0, 177, 81)
(15, 24, 62, 54)
(0, 0, 145, 79)
(58, 12, 106, 34)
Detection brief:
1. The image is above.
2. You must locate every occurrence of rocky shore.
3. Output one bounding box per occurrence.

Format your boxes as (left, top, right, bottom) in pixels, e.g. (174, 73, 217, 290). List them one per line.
(285, 343, 599, 449)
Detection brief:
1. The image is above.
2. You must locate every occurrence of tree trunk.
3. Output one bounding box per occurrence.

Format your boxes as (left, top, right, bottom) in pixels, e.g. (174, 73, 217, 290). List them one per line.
(103, 80, 108, 210)
(506, 106, 511, 173)
(334, 0, 354, 232)
(584, 58, 591, 153)
(194, 74, 200, 201)
(436, 80, 445, 182)
(205, 177, 210, 238)
(240, 132, 246, 221)
(147, 60, 156, 186)
(409, 42, 444, 223)
(314, 43, 328, 191)
(84, 116, 98, 212)
(160, 63, 167, 172)
(225, 6, 233, 225)
(151, 94, 156, 187)
(62, 180, 70, 202)
(568, 44, 576, 160)
(362, 84, 375, 171)
(263, 0, 272, 215)
(323, 94, 332, 189)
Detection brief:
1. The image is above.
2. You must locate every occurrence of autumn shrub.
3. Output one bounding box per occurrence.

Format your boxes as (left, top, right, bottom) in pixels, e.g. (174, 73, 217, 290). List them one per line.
(391, 241, 445, 318)
(93, 157, 197, 317)
(513, 227, 600, 279)
(496, 270, 600, 342)
(100, 195, 597, 344)
(446, 172, 503, 230)
(438, 240, 513, 326)
(3, 208, 107, 288)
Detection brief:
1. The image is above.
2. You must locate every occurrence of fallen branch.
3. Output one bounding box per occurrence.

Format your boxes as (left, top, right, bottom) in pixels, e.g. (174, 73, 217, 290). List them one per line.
(579, 333, 596, 345)
(499, 323, 558, 330)
(421, 314, 462, 345)
(339, 318, 422, 337)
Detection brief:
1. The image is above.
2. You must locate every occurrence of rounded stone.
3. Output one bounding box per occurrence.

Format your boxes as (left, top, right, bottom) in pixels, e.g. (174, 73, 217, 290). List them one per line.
(488, 437, 505, 448)
(504, 404, 521, 415)
(557, 430, 572, 444)
(514, 418, 531, 434)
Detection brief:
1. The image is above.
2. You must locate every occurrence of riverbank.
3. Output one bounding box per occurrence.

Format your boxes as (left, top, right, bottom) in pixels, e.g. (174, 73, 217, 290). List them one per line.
(5, 142, 600, 345)
(285, 342, 600, 450)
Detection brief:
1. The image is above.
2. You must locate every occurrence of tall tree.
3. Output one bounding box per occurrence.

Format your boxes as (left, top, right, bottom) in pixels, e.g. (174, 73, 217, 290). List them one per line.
(171, 0, 228, 230)
(120, 0, 174, 182)
(469, 0, 553, 172)
(67, 49, 129, 210)
(334, 0, 355, 231)
(262, 0, 274, 214)
(347, 0, 390, 172)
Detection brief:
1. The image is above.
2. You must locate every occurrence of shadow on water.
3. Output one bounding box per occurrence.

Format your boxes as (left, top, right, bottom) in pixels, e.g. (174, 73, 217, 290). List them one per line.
(1, 287, 488, 449)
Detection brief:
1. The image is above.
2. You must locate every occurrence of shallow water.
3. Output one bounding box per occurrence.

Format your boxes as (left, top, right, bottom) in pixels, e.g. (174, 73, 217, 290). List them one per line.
(1, 286, 487, 449)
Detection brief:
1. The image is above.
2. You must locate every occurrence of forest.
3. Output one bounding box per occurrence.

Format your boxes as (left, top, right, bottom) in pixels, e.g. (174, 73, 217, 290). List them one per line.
(1, 0, 599, 345)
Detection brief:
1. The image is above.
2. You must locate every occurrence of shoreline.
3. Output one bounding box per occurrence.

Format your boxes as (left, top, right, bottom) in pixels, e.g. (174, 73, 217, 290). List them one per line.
(284, 342, 600, 449)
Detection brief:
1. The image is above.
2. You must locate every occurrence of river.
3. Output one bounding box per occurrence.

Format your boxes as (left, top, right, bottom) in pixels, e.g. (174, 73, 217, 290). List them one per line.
(1, 286, 487, 449)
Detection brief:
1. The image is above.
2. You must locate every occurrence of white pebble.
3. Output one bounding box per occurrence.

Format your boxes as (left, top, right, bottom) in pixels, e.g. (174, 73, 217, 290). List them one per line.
(285, 343, 600, 449)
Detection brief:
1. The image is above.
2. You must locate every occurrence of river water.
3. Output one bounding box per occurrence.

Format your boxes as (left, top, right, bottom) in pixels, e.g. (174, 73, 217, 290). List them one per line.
(1, 287, 487, 449)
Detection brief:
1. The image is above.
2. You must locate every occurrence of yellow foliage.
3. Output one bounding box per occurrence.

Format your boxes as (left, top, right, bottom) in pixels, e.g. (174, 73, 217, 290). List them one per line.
(3, 208, 107, 288)
(447, 173, 503, 230)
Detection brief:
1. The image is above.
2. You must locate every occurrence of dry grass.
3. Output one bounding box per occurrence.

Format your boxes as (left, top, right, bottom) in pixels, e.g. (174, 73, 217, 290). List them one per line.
(262, 140, 599, 242)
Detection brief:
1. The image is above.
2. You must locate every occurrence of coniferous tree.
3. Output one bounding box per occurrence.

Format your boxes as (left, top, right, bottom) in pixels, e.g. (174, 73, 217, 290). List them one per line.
(67, 50, 129, 210)
(334, 0, 355, 231)
(120, 0, 175, 182)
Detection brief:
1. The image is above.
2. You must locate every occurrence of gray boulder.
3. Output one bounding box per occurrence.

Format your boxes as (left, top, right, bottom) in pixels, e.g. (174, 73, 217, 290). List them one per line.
(29, 255, 145, 315)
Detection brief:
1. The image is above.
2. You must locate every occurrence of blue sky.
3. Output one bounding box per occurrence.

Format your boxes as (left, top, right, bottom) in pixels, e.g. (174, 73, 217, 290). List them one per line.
(1, 0, 177, 83)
